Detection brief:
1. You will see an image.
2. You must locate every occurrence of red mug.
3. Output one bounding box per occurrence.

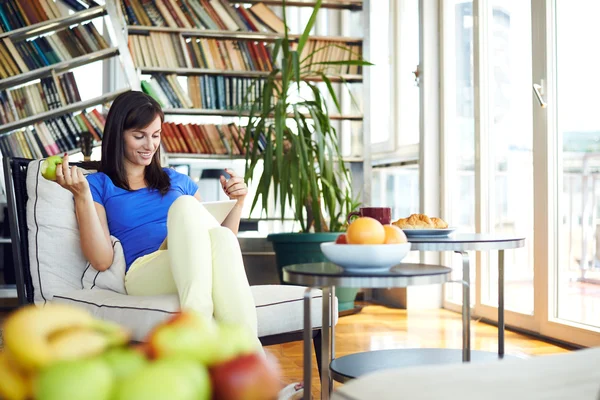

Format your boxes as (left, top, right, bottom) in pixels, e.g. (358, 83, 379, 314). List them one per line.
(347, 207, 392, 225)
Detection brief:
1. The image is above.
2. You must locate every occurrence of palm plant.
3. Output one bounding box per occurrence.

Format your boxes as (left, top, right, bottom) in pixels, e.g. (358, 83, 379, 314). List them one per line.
(243, 0, 371, 233)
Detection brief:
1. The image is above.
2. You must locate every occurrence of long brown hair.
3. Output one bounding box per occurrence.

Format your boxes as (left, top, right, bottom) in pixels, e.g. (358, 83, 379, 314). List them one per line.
(100, 91, 170, 195)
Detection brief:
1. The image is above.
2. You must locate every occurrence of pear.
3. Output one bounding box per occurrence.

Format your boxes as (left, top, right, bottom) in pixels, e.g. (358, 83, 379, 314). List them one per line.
(35, 358, 114, 400)
(112, 357, 211, 400)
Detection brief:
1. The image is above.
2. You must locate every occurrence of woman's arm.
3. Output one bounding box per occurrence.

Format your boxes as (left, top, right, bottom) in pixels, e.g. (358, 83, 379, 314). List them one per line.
(221, 200, 244, 235)
(219, 169, 248, 235)
(75, 196, 114, 271)
(56, 154, 114, 271)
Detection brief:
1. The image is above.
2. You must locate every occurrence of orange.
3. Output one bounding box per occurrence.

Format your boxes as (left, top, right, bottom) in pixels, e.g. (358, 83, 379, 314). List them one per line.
(346, 217, 385, 245)
(383, 225, 408, 244)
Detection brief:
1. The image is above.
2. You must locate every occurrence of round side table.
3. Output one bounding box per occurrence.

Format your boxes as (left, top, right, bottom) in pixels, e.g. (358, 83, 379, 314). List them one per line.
(283, 262, 455, 400)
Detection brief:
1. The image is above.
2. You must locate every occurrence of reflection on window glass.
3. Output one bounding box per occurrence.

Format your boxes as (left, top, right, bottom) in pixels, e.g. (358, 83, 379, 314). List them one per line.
(397, 0, 420, 147)
(556, 0, 600, 328)
(484, 0, 534, 315)
(443, 0, 475, 305)
(369, 0, 391, 145)
(372, 165, 420, 262)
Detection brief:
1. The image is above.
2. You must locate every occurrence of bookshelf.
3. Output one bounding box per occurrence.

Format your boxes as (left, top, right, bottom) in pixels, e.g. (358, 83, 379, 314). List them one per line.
(225, 0, 363, 10)
(126, 25, 363, 44)
(114, 0, 367, 165)
(0, 88, 128, 135)
(139, 67, 362, 83)
(0, 5, 107, 41)
(0, 47, 119, 90)
(0, 2, 135, 159)
(162, 107, 363, 121)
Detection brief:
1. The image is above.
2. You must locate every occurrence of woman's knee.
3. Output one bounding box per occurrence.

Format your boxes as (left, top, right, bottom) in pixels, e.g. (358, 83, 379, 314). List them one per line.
(209, 227, 240, 252)
(170, 195, 198, 213)
(168, 195, 220, 230)
(169, 195, 204, 221)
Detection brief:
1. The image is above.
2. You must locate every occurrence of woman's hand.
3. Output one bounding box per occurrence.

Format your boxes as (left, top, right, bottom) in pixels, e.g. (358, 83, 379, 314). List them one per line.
(220, 168, 247, 204)
(55, 153, 89, 199)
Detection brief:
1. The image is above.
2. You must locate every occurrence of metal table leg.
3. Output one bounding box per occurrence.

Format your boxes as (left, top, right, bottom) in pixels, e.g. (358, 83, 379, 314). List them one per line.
(331, 286, 336, 362)
(321, 287, 332, 400)
(303, 288, 312, 400)
(498, 249, 505, 358)
(456, 251, 471, 362)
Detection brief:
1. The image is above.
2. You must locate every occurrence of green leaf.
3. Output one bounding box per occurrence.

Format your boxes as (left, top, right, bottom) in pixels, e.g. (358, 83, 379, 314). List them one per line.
(292, 50, 300, 90)
(297, 0, 322, 55)
(320, 74, 341, 113)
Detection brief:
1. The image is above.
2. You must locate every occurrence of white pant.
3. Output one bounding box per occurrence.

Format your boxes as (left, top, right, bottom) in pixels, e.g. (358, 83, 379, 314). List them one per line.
(125, 195, 260, 347)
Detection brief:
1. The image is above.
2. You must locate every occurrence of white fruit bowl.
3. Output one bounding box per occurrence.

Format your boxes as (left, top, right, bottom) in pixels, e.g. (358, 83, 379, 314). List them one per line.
(320, 242, 412, 272)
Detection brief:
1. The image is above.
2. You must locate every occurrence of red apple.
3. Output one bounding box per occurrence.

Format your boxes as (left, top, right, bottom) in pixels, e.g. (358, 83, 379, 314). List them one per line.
(210, 353, 282, 400)
(335, 234, 348, 244)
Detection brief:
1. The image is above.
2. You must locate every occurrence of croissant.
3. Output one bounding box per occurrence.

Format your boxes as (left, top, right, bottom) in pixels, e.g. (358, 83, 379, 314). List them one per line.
(430, 217, 448, 229)
(393, 214, 432, 229)
(393, 214, 448, 229)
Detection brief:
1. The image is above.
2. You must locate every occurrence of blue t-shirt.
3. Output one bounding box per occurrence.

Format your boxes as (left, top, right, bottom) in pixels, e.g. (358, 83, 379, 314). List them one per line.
(86, 168, 199, 271)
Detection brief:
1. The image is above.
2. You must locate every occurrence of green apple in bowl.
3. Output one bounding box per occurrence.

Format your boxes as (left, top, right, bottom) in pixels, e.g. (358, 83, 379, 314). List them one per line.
(35, 358, 114, 400)
(40, 155, 63, 181)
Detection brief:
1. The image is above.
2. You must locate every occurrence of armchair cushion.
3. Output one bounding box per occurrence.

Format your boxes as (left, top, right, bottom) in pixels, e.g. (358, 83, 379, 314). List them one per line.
(52, 285, 335, 342)
(26, 159, 87, 303)
(26, 160, 126, 303)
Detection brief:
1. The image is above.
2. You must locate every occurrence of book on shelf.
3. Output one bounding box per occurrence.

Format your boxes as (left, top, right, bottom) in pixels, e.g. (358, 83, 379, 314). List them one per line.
(128, 33, 273, 71)
(0, 21, 109, 79)
(0, 108, 106, 158)
(142, 73, 263, 112)
(161, 121, 250, 156)
(0, 0, 100, 34)
(0, 71, 83, 123)
(120, 0, 282, 34)
(298, 39, 363, 75)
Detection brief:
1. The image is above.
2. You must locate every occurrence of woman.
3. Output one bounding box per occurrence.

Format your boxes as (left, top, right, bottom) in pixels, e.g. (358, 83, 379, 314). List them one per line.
(55, 91, 261, 349)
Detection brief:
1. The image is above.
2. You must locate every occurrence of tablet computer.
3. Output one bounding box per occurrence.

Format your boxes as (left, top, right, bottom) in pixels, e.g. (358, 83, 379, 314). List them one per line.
(201, 200, 237, 224)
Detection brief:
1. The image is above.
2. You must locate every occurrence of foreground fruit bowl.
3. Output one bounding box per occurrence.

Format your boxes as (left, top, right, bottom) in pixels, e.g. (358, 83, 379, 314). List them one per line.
(0, 304, 282, 400)
(320, 242, 412, 272)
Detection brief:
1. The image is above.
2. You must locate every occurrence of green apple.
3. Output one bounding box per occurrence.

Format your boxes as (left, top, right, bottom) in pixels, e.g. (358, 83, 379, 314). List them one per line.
(212, 323, 260, 364)
(112, 358, 211, 400)
(40, 155, 63, 181)
(101, 348, 148, 381)
(146, 311, 224, 365)
(35, 358, 114, 400)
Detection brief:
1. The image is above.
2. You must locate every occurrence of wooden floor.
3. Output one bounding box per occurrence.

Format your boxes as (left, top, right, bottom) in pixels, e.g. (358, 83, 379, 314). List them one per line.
(0, 304, 570, 399)
(265, 305, 570, 399)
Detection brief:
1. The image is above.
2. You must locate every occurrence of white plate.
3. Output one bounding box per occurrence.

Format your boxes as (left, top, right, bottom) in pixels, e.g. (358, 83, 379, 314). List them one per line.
(402, 228, 458, 238)
(320, 242, 411, 272)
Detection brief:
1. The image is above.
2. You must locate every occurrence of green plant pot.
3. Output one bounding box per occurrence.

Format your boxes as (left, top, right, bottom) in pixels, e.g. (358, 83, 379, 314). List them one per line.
(267, 232, 359, 312)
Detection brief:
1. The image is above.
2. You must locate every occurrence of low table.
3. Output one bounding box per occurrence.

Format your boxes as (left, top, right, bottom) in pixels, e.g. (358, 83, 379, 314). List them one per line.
(283, 262, 456, 400)
(408, 234, 526, 358)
